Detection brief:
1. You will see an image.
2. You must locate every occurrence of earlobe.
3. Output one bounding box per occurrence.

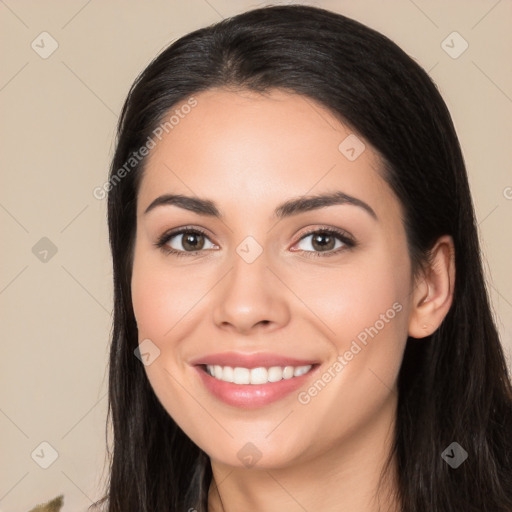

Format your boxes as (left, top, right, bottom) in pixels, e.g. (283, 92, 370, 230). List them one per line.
(408, 235, 455, 339)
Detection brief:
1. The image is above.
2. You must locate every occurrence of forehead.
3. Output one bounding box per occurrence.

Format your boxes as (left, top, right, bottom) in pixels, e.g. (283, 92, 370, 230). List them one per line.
(137, 88, 400, 224)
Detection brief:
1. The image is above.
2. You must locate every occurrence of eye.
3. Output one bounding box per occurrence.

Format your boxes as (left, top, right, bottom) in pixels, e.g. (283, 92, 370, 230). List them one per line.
(291, 227, 355, 258)
(155, 226, 356, 258)
(155, 227, 217, 257)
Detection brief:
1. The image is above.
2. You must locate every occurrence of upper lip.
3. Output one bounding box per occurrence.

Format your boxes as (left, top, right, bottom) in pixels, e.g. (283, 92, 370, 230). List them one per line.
(189, 351, 320, 369)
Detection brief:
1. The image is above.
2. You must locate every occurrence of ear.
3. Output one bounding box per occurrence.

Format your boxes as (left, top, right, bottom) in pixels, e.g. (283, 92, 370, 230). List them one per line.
(408, 235, 456, 339)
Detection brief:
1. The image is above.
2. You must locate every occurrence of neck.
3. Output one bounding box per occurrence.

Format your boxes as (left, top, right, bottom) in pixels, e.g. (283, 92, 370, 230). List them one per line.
(208, 393, 400, 512)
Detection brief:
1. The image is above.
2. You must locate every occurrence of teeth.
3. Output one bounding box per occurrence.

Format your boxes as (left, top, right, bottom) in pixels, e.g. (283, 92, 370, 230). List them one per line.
(205, 364, 313, 384)
(294, 366, 311, 377)
(222, 366, 234, 383)
(267, 367, 282, 382)
(283, 366, 294, 379)
(233, 367, 250, 384)
(250, 367, 268, 384)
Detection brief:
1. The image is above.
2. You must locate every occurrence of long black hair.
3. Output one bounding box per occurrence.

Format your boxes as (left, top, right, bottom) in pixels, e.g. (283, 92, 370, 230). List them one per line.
(91, 4, 512, 511)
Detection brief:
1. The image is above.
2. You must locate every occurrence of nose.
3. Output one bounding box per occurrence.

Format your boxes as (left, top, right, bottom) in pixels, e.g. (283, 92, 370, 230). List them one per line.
(212, 249, 291, 336)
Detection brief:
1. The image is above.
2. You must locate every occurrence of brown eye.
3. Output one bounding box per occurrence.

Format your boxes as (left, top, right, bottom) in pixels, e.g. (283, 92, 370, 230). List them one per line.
(167, 231, 215, 252)
(156, 228, 217, 256)
(309, 232, 337, 251)
(178, 232, 206, 251)
(293, 228, 355, 258)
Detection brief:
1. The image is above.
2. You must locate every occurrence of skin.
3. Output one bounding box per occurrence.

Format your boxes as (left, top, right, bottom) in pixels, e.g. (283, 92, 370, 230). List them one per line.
(131, 88, 455, 512)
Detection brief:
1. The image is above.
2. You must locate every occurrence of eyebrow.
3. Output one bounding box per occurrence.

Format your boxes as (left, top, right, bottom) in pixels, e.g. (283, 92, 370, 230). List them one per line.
(143, 191, 378, 221)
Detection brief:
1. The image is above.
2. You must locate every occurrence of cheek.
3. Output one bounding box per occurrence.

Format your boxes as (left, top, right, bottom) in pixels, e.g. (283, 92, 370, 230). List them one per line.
(301, 255, 409, 348)
(131, 250, 204, 341)
(305, 249, 410, 393)
(130, 249, 204, 428)
(286, 258, 409, 445)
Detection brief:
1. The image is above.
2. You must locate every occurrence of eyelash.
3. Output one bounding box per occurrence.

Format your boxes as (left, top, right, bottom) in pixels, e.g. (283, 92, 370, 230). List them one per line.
(154, 225, 356, 259)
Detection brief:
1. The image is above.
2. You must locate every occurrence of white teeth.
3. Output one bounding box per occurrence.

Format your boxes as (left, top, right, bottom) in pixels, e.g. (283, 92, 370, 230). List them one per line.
(222, 366, 234, 383)
(250, 367, 268, 384)
(233, 367, 250, 384)
(267, 366, 282, 382)
(282, 366, 294, 379)
(205, 364, 313, 384)
(294, 365, 311, 377)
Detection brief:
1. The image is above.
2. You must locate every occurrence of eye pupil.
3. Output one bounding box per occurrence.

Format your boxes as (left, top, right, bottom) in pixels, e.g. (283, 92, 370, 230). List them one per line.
(183, 233, 204, 251)
(312, 233, 335, 251)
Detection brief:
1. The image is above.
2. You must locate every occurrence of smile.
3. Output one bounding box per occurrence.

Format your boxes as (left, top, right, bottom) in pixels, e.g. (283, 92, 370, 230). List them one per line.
(204, 364, 313, 384)
(195, 363, 320, 408)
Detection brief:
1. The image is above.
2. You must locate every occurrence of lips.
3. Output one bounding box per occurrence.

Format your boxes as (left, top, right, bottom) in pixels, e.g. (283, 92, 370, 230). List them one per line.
(190, 351, 321, 408)
(189, 351, 319, 369)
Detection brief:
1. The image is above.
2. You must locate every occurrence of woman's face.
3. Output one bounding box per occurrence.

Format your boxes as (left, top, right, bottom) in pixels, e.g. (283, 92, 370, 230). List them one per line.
(131, 88, 415, 469)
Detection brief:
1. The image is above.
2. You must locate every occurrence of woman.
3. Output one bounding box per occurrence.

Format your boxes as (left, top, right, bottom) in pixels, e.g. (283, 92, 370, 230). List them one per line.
(92, 4, 512, 511)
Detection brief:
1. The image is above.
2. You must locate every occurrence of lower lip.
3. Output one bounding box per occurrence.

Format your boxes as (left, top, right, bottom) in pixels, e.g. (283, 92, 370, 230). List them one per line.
(194, 365, 319, 408)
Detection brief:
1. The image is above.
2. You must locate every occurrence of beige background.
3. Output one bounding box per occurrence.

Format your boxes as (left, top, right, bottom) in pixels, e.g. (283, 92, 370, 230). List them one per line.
(1, 1, 511, 510)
